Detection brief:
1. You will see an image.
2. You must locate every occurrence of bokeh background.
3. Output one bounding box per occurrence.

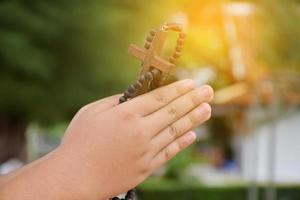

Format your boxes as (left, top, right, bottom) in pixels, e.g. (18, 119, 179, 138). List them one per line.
(1, 0, 300, 199)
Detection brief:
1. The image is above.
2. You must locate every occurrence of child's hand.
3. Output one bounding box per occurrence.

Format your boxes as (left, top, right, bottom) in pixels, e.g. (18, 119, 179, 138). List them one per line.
(60, 79, 213, 199)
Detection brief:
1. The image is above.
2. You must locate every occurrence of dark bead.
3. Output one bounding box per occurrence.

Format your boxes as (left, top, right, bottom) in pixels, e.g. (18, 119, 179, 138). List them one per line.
(152, 69, 161, 77)
(124, 91, 131, 98)
(134, 81, 143, 89)
(150, 29, 156, 36)
(138, 75, 146, 83)
(119, 96, 127, 103)
(145, 72, 153, 80)
(144, 42, 151, 49)
(146, 36, 153, 42)
(111, 197, 120, 200)
(125, 190, 135, 199)
(128, 85, 135, 93)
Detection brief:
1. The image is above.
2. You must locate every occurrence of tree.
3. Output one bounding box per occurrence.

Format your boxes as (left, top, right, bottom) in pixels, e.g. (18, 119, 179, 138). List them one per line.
(256, 0, 300, 72)
(0, 0, 177, 163)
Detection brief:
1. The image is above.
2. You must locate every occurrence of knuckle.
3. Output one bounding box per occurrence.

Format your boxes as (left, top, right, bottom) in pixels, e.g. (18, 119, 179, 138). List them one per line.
(167, 104, 180, 119)
(164, 148, 172, 161)
(175, 83, 184, 95)
(178, 137, 189, 150)
(189, 112, 199, 124)
(119, 107, 136, 121)
(152, 90, 167, 105)
(190, 92, 200, 106)
(178, 140, 185, 151)
(169, 124, 179, 140)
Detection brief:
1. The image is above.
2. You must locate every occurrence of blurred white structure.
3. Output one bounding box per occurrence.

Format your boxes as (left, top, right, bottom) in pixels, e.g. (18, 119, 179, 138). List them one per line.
(241, 109, 300, 183)
(0, 158, 23, 175)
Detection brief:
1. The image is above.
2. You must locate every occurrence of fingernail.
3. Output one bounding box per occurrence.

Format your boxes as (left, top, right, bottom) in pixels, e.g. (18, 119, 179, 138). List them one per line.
(183, 79, 195, 89)
(200, 86, 210, 94)
(198, 86, 213, 100)
(195, 104, 210, 117)
(186, 131, 196, 142)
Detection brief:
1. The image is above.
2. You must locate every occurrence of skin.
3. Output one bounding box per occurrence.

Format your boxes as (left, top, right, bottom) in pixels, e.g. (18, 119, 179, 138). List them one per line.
(0, 79, 214, 200)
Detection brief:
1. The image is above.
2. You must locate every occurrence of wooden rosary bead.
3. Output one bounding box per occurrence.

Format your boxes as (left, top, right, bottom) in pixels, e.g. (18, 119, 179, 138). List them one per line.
(173, 52, 181, 58)
(134, 81, 143, 89)
(128, 85, 135, 93)
(144, 42, 151, 49)
(177, 38, 185, 45)
(119, 96, 127, 103)
(176, 46, 183, 52)
(124, 91, 132, 98)
(164, 23, 183, 32)
(145, 72, 153, 80)
(138, 75, 146, 83)
(150, 29, 156, 36)
(169, 57, 176, 63)
(179, 32, 186, 39)
(151, 68, 161, 77)
(146, 36, 153, 42)
(125, 189, 136, 199)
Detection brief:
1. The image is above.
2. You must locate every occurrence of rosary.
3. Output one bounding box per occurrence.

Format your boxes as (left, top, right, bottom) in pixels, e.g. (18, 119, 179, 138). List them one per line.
(111, 22, 186, 200)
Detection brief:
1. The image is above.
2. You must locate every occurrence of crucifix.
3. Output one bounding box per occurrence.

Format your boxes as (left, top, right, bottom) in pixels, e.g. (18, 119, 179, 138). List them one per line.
(119, 23, 186, 104)
(114, 23, 186, 200)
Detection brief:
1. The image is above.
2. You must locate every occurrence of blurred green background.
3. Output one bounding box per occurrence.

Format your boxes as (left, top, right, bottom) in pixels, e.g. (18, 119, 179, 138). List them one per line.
(1, 0, 300, 199)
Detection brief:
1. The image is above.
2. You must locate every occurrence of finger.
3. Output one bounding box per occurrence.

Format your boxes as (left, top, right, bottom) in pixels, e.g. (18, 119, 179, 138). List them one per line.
(83, 94, 122, 115)
(92, 94, 122, 114)
(145, 85, 213, 134)
(119, 79, 196, 116)
(150, 131, 197, 171)
(149, 103, 211, 156)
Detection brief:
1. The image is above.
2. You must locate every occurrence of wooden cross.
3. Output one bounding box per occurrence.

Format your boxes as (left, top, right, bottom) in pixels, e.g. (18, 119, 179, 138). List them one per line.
(128, 26, 176, 75)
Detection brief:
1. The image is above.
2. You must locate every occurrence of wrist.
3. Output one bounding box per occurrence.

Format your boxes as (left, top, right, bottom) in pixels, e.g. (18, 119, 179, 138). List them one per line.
(55, 144, 111, 200)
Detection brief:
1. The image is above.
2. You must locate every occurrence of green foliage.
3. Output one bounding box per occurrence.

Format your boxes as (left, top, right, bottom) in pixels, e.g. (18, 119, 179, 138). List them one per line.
(138, 184, 300, 200)
(0, 0, 177, 124)
(256, 0, 300, 71)
(139, 176, 201, 191)
(164, 145, 199, 180)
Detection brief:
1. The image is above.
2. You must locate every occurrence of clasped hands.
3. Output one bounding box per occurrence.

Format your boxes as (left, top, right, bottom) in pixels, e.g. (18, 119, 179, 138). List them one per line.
(62, 79, 214, 199)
